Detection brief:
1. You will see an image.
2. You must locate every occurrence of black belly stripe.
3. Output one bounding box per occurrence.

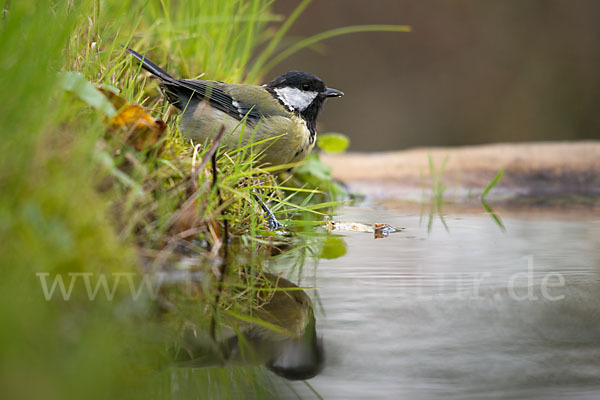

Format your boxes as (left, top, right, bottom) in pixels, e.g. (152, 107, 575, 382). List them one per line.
(307, 123, 316, 145)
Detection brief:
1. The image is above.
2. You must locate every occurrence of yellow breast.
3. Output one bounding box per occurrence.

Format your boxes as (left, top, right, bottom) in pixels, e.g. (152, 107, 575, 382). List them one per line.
(180, 102, 314, 166)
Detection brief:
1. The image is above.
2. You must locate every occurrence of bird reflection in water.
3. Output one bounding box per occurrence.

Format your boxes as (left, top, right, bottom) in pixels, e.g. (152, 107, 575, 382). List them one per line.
(172, 272, 324, 381)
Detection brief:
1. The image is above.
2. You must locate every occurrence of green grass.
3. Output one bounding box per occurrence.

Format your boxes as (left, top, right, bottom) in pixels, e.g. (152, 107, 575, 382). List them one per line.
(419, 156, 506, 232)
(0, 1, 289, 399)
(481, 169, 505, 199)
(419, 154, 449, 232)
(0, 1, 411, 398)
(481, 169, 506, 231)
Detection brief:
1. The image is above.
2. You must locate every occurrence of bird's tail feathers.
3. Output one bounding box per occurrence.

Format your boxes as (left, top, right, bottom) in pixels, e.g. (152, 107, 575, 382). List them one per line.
(125, 47, 176, 83)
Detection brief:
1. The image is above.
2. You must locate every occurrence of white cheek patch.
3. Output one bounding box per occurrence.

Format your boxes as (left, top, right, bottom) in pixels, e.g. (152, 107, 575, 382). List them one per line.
(274, 87, 318, 112)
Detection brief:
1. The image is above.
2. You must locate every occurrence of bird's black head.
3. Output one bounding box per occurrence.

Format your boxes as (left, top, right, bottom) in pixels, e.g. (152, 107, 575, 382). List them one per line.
(264, 71, 343, 137)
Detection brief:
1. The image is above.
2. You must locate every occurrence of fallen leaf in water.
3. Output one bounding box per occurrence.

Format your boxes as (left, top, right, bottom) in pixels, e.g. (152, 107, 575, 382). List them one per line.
(325, 219, 402, 239)
(373, 223, 398, 239)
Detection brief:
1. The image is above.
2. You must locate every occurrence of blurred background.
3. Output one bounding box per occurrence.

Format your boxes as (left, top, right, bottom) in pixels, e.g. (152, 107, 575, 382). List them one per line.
(272, 0, 600, 151)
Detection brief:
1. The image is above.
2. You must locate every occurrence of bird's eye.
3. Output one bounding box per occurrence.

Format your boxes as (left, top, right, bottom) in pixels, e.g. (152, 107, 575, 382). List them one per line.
(302, 83, 310, 91)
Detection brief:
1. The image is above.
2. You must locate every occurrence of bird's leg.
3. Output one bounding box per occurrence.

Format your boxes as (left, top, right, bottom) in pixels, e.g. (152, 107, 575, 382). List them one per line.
(252, 190, 283, 231)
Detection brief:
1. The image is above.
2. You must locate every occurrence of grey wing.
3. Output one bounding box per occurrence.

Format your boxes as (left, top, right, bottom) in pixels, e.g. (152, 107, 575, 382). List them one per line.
(178, 79, 262, 124)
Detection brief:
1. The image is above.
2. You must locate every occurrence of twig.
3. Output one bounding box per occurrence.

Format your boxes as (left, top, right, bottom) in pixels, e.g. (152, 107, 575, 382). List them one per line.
(209, 127, 229, 362)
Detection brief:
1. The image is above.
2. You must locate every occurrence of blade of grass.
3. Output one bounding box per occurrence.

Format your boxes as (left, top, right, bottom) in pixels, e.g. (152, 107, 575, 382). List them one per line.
(261, 24, 412, 76)
(247, 0, 313, 80)
(481, 199, 506, 232)
(481, 169, 505, 199)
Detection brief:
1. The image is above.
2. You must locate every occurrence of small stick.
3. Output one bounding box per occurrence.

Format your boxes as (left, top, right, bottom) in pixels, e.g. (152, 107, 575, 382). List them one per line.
(209, 128, 229, 363)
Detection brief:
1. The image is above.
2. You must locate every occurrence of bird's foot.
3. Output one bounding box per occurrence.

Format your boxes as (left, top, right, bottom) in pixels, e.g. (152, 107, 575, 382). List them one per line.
(252, 191, 284, 231)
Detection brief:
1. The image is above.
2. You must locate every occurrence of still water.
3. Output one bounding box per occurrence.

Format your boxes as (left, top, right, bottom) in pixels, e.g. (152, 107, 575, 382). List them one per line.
(286, 206, 600, 399)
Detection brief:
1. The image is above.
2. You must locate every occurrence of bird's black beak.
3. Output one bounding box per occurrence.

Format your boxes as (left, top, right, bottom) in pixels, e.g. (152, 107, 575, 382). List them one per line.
(322, 87, 344, 98)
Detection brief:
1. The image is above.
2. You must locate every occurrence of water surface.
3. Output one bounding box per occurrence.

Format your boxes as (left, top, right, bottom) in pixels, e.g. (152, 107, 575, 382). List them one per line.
(287, 206, 600, 399)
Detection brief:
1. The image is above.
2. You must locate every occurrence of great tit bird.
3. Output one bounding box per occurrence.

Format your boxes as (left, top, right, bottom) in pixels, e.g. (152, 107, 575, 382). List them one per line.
(126, 48, 343, 166)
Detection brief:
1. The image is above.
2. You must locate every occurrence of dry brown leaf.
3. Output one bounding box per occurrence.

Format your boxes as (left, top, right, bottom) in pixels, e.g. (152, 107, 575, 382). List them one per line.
(98, 87, 167, 153)
(109, 104, 167, 151)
